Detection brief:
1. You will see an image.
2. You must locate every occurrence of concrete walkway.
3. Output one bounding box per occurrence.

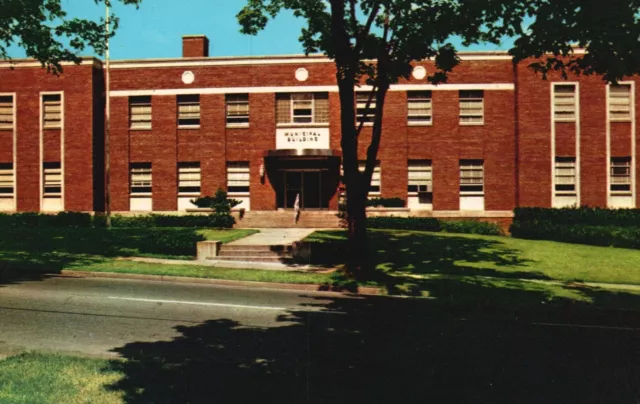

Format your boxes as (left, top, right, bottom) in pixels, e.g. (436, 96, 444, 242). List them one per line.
(227, 228, 316, 246)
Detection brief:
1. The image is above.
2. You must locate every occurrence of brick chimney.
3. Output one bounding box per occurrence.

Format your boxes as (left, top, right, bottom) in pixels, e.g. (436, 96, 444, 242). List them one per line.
(182, 35, 210, 58)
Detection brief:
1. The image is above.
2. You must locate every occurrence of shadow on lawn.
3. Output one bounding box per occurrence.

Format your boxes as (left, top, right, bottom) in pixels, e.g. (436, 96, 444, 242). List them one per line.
(104, 282, 640, 404)
(0, 228, 206, 284)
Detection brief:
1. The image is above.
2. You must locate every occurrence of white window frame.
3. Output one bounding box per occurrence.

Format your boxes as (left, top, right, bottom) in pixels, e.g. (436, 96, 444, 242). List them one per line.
(553, 84, 577, 122)
(42, 94, 62, 129)
(554, 157, 577, 195)
(408, 160, 432, 194)
(0, 163, 14, 197)
(226, 94, 250, 127)
(609, 84, 632, 122)
(459, 90, 484, 125)
(407, 91, 432, 126)
(610, 157, 632, 194)
(356, 92, 376, 126)
(276, 93, 329, 126)
(359, 161, 381, 195)
(460, 160, 484, 195)
(291, 93, 314, 124)
(130, 96, 152, 130)
(43, 162, 62, 196)
(178, 162, 201, 195)
(0, 95, 14, 130)
(130, 163, 152, 195)
(227, 162, 250, 195)
(177, 94, 200, 128)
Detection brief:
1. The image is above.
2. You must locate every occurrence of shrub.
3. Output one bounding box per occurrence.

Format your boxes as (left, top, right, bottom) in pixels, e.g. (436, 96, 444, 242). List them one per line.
(366, 197, 406, 208)
(510, 220, 640, 249)
(440, 220, 504, 236)
(190, 188, 242, 214)
(513, 207, 640, 228)
(367, 217, 441, 232)
(110, 214, 235, 229)
(0, 212, 93, 228)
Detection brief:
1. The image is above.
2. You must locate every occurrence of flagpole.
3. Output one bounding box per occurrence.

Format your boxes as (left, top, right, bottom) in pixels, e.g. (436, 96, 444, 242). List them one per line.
(105, 0, 112, 228)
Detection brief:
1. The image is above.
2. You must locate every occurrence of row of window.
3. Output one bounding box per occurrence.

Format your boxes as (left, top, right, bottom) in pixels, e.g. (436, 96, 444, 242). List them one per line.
(0, 162, 61, 196)
(0, 94, 62, 130)
(554, 156, 632, 194)
(553, 84, 633, 121)
(128, 91, 484, 130)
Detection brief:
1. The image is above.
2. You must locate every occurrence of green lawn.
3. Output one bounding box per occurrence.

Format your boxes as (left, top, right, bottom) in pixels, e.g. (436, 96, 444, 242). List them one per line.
(0, 353, 123, 404)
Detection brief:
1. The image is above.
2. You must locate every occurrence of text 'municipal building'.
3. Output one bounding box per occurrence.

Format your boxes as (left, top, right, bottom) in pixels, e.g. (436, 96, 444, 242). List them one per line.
(0, 35, 637, 224)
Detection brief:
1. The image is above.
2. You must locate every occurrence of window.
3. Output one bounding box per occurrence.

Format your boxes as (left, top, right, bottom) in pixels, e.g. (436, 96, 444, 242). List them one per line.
(553, 84, 576, 121)
(178, 162, 201, 194)
(407, 91, 432, 125)
(459, 91, 483, 124)
(177, 95, 200, 127)
(356, 92, 376, 124)
(226, 94, 249, 126)
(460, 160, 484, 193)
(0, 96, 13, 129)
(609, 84, 632, 121)
(611, 157, 632, 193)
(554, 157, 576, 194)
(408, 160, 432, 193)
(130, 96, 152, 129)
(227, 162, 250, 194)
(43, 162, 62, 195)
(130, 163, 152, 194)
(359, 161, 381, 194)
(276, 93, 329, 124)
(42, 94, 61, 128)
(0, 163, 13, 195)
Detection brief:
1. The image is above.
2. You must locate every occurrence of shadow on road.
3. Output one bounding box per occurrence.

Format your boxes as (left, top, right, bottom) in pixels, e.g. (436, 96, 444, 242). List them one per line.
(105, 282, 640, 404)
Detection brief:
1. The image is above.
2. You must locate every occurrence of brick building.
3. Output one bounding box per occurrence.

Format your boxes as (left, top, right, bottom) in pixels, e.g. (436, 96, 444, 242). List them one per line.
(0, 35, 637, 223)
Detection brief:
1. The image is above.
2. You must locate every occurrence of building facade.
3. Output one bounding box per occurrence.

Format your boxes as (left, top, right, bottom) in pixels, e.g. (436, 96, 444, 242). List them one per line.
(0, 35, 637, 220)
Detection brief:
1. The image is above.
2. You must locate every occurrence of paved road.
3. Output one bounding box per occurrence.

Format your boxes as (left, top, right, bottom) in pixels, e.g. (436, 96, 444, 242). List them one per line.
(0, 276, 348, 358)
(0, 276, 638, 403)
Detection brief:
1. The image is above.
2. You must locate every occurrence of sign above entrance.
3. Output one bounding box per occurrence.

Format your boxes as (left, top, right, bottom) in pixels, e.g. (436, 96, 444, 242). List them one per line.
(276, 128, 330, 151)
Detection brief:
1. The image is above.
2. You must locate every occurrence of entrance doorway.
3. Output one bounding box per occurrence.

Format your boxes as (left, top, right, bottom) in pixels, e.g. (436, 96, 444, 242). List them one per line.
(282, 170, 327, 209)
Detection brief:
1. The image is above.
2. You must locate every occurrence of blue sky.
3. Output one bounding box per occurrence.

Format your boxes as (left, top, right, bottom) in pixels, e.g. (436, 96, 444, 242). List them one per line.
(9, 0, 512, 60)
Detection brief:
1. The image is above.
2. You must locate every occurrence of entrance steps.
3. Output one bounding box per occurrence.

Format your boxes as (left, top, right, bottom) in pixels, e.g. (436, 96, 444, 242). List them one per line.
(216, 244, 295, 263)
(234, 210, 341, 229)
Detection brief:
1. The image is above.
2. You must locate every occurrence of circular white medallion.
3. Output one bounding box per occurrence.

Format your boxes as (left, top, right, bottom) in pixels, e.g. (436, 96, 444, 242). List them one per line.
(412, 66, 427, 80)
(182, 71, 195, 84)
(295, 67, 309, 82)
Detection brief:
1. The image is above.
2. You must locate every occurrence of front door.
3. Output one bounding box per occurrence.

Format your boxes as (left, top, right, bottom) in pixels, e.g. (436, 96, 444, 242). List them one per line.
(282, 170, 325, 209)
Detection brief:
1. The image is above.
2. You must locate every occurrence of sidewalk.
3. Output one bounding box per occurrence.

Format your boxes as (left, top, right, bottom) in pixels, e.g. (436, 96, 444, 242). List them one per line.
(226, 228, 316, 246)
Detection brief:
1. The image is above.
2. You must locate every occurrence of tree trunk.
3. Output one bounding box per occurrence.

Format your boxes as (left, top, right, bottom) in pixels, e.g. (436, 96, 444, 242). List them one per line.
(345, 176, 369, 276)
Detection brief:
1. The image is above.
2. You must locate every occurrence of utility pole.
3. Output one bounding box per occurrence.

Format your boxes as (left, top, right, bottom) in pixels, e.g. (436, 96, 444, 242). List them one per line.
(105, 0, 112, 228)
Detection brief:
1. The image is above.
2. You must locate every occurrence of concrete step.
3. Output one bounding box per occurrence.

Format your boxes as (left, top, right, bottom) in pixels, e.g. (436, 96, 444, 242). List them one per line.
(218, 250, 290, 258)
(214, 256, 294, 263)
(220, 244, 291, 252)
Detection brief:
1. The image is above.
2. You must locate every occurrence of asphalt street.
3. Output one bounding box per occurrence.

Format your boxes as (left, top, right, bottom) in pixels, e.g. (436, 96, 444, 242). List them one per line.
(0, 275, 638, 403)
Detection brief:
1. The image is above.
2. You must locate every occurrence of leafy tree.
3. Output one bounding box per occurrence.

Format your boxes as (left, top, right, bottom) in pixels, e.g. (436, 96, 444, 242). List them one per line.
(0, 0, 141, 73)
(238, 0, 640, 275)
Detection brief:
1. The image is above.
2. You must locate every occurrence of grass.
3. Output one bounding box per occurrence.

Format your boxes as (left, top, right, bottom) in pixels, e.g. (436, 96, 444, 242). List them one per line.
(0, 353, 123, 404)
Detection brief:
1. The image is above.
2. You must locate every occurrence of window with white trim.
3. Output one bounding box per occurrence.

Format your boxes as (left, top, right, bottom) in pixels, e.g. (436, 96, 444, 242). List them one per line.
(553, 84, 577, 121)
(408, 160, 432, 193)
(554, 157, 576, 194)
(356, 92, 376, 124)
(276, 93, 329, 124)
(0, 163, 13, 195)
(226, 94, 249, 126)
(407, 91, 432, 124)
(460, 160, 484, 193)
(359, 161, 381, 194)
(459, 91, 483, 124)
(0, 96, 14, 130)
(227, 162, 250, 194)
(610, 157, 632, 193)
(177, 95, 200, 127)
(130, 163, 152, 194)
(43, 162, 62, 195)
(609, 84, 631, 121)
(43, 94, 61, 129)
(178, 162, 201, 194)
(129, 96, 152, 129)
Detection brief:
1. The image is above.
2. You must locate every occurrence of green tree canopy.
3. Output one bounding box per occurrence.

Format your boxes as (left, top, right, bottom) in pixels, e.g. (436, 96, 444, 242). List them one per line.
(0, 0, 141, 72)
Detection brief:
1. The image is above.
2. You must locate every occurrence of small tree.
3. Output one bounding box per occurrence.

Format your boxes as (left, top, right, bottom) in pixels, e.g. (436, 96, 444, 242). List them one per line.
(191, 188, 242, 214)
(239, 0, 640, 276)
(0, 0, 141, 73)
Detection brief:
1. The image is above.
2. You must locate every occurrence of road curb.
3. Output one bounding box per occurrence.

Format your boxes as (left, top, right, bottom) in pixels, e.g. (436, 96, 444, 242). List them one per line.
(57, 270, 381, 296)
